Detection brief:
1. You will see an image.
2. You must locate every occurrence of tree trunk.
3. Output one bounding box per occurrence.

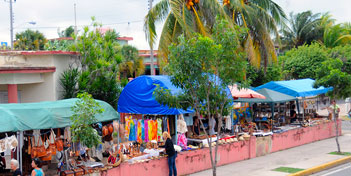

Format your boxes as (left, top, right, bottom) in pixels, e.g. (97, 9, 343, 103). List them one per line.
(333, 111, 341, 153)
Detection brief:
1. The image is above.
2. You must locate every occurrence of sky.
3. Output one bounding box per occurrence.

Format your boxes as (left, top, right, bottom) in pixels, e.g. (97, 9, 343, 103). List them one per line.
(0, 0, 349, 50)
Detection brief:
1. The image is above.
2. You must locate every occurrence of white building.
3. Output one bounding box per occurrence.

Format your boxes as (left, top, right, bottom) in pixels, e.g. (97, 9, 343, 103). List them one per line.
(0, 51, 79, 103)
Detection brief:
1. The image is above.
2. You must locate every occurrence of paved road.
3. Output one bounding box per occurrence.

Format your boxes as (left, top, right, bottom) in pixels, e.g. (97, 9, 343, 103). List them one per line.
(312, 163, 351, 176)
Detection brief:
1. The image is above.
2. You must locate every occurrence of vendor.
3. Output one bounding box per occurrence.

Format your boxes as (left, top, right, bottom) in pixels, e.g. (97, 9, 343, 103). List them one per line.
(192, 116, 200, 136)
(290, 105, 297, 123)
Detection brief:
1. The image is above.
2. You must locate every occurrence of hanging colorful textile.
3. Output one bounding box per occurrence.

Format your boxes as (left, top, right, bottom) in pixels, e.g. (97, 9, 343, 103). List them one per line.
(125, 116, 132, 139)
(137, 120, 142, 143)
(128, 119, 136, 141)
(141, 120, 145, 141)
(157, 118, 162, 141)
(148, 120, 153, 141)
(134, 119, 138, 141)
(144, 120, 149, 142)
(152, 120, 158, 141)
(177, 133, 187, 149)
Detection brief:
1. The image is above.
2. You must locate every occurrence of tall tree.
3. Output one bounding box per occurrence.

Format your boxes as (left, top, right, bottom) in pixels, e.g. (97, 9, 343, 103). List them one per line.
(120, 45, 145, 80)
(314, 58, 351, 153)
(223, 0, 286, 68)
(323, 23, 351, 48)
(153, 19, 247, 176)
(58, 26, 75, 38)
(14, 29, 47, 50)
(70, 18, 123, 109)
(144, 0, 286, 69)
(280, 43, 328, 79)
(280, 11, 327, 49)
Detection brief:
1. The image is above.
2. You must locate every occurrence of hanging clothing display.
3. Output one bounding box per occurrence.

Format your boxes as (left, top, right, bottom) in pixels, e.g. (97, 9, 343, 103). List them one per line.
(177, 133, 187, 149)
(157, 118, 162, 141)
(162, 117, 168, 132)
(151, 120, 157, 141)
(125, 116, 132, 139)
(177, 115, 188, 134)
(137, 120, 142, 143)
(128, 119, 136, 141)
(209, 117, 216, 135)
(144, 120, 149, 142)
(224, 116, 232, 130)
(141, 120, 145, 141)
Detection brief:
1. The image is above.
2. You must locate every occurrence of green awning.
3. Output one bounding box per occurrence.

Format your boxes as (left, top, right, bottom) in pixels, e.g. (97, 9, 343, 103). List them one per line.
(234, 88, 297, 103)
(0, 98, 119, 133)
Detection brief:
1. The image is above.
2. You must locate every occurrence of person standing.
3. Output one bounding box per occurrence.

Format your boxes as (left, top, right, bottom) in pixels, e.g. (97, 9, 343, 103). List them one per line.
(31, 158, 44, 176)
(10, 159, 21, 176)
(289, 105, 297, 123)
(329, 100, 340, 120)
(163, 132, 177, 176)
(192, 116, 200, 136)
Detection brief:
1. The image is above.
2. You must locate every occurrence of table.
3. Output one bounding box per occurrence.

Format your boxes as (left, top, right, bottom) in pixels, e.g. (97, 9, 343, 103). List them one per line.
(187, 136, 218, 146)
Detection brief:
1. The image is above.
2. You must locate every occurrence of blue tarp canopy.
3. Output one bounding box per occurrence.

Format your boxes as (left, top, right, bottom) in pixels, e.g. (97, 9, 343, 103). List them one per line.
(118, 75, 197, 115)
(253, 78, 332, 97)
(0, 98, 119, 133)
(118, 75, 194, 115)
(118, 75, 234, 115)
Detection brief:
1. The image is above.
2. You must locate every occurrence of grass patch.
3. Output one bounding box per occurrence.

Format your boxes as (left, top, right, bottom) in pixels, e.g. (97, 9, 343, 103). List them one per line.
(273, 167, 304, 173)
(328, 151, 351, 156)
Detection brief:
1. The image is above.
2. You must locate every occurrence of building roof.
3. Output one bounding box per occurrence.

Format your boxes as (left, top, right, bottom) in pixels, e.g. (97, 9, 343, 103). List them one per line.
(0, 50, 79, 56)
(0, 66, 56, 74)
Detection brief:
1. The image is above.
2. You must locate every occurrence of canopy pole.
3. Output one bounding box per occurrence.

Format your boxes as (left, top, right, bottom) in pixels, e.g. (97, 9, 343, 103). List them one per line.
(302, 97, 306, 122)
(175, 115, 178, 144)
(271, 103, 274, 131)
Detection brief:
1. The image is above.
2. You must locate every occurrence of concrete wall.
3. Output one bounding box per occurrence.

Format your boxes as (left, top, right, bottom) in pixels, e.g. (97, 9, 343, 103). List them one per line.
(18, 73, 55, 102)
(0, 53, 79, 103)
(107, 121, 341, 176)
(52, 55, 79, 100)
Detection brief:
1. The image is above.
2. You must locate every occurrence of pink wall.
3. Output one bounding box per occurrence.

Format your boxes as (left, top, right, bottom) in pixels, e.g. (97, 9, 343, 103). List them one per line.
(107, 121, 340, 176)
(271, 120, 341, 153)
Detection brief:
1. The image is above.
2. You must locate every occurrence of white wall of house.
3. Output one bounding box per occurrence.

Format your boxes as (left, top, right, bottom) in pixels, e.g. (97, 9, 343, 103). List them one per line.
(0, 52, 79, 103)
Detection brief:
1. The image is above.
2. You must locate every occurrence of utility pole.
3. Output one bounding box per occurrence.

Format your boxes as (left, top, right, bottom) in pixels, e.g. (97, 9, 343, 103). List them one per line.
(74, 3, 77, 37)
(9, 0, 14, 50)
(148, 0, 155, 75)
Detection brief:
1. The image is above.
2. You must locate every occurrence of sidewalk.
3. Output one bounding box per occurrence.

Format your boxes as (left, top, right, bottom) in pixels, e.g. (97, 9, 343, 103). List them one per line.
(190, 121, 351, 176)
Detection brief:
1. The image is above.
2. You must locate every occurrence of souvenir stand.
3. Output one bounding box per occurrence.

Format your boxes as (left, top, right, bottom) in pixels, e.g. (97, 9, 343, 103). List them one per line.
(233, 88, 299, 134)
(118, 75, 194, 164)
(254, 78, 333, 122)
(0, 98, 119, 176)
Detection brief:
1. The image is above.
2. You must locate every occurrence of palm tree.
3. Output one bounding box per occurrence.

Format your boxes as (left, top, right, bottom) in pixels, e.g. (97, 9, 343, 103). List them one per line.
(14, 29, 47, 50)
(144, 0, 226, 60)
(223, 0, 286, 68)
(120, 45, 145, 79)
(323, 23, 351, 48)
(280, 11, 330, 49)
(144, 0, 286, 70)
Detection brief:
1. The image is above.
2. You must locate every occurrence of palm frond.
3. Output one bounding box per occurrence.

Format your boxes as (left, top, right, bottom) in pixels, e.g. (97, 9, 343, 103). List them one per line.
(144, 0, 170, 48)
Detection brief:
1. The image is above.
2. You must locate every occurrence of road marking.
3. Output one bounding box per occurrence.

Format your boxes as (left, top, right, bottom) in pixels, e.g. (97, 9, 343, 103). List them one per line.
(320, 165, 351, 176)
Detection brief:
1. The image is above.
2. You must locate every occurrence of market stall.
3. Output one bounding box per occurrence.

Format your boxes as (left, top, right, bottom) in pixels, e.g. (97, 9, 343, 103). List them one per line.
(118, 75, 195, 164)
(253, 78, 333, 119)
(233, 88, 298, 135)
(0, 98, 119, 175)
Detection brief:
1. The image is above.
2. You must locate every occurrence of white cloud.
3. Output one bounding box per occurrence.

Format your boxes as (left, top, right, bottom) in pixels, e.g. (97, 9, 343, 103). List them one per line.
(0, 0, 349, 49)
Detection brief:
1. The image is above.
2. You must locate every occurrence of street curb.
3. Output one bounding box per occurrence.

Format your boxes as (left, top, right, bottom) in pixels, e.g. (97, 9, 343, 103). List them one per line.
(288, 156, 351, 176)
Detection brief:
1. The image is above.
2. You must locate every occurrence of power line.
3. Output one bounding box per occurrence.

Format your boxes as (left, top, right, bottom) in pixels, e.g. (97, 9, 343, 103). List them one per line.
(12, 20, 143, 30)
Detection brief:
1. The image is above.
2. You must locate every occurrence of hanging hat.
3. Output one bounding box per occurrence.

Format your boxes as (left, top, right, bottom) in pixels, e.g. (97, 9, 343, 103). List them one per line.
(56, 151, 63, 161)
